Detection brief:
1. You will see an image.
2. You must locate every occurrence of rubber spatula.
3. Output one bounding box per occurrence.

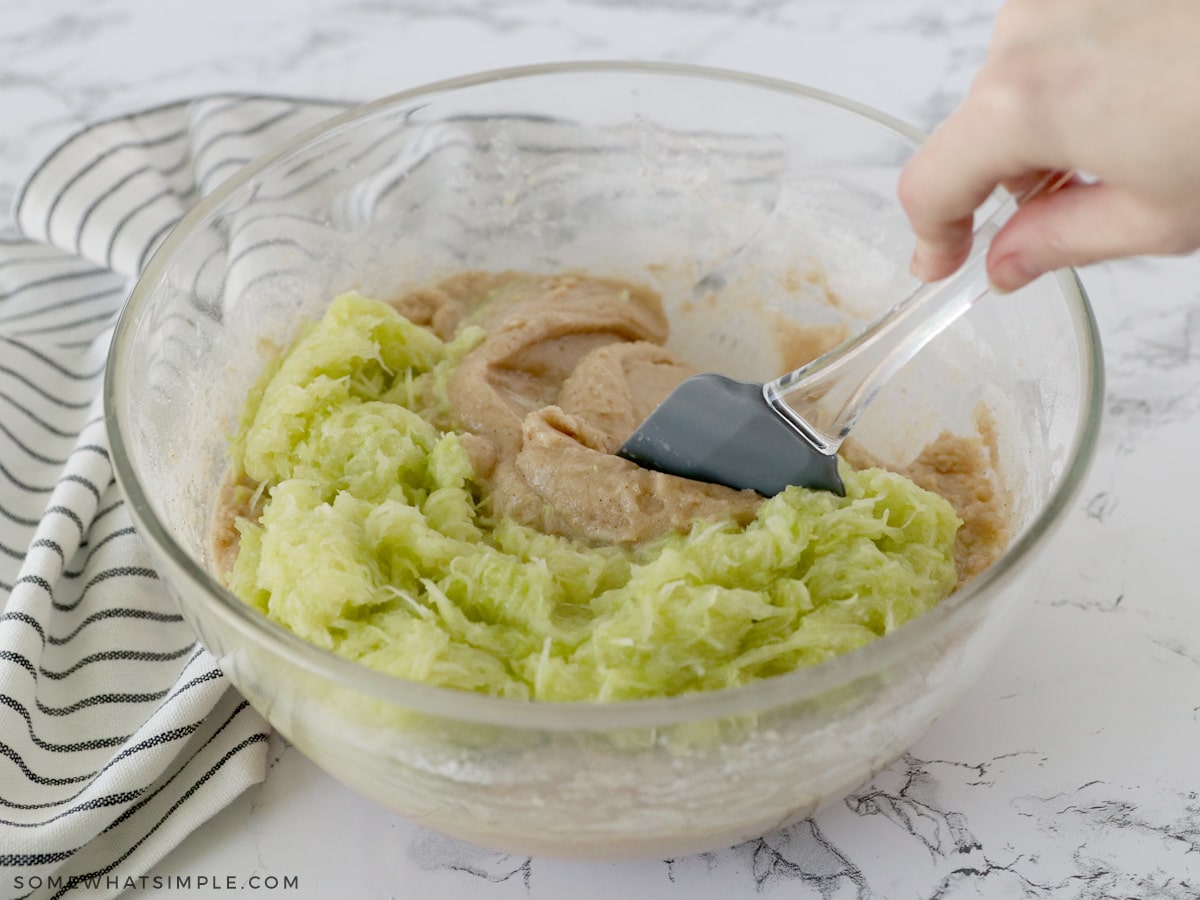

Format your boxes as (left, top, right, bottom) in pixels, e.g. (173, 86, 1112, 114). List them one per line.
(618, 172, 1071, 497)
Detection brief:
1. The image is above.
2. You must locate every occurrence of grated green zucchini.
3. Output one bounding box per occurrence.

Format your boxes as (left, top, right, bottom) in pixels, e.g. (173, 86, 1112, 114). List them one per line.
(225, 292, 960, 701)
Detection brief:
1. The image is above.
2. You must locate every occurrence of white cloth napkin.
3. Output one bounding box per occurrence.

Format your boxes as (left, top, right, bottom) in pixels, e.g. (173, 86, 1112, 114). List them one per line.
(0, 95, 348, 899)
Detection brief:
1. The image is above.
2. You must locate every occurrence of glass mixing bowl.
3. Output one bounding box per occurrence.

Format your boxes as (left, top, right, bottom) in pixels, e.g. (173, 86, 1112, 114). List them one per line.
(106, 62, 1103, 859)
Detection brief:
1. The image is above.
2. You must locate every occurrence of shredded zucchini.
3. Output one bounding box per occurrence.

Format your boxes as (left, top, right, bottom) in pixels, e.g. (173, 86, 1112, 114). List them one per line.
(226, 292, 960, 701)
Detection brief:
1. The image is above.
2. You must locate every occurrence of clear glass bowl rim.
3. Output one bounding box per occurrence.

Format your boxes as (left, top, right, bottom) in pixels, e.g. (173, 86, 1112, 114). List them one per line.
(105, 60, 1105, 731)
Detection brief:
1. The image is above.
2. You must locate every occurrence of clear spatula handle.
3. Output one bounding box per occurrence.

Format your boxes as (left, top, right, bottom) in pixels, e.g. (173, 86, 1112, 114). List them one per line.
(764, 171, 1073, 454)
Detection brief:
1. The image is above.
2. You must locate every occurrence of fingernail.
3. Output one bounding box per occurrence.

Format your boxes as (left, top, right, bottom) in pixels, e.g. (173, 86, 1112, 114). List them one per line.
(989, 254, 1035, 294)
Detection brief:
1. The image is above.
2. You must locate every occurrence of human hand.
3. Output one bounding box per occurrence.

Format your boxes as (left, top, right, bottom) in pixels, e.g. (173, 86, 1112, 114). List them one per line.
(899, 0, 1200, 291)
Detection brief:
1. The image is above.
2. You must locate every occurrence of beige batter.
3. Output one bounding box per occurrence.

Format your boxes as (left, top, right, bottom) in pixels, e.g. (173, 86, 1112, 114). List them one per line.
(216, 271, 1007, 584)
(393, 272, 760, 545)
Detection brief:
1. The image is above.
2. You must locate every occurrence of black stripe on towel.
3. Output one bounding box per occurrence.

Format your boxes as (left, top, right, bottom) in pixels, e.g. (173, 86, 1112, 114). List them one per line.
(0, 666, 225, 812)
(51, 566, 160, 613)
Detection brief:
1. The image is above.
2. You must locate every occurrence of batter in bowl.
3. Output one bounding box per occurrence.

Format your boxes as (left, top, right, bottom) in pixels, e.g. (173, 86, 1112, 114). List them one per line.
(213, 272, 1005, 702)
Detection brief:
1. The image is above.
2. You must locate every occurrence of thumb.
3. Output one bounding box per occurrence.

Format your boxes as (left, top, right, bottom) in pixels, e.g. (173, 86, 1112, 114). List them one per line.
(987, 182, 1171, 292)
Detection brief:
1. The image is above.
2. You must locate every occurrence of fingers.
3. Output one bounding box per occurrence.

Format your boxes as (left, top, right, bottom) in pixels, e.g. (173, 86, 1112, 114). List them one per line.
(898, 88, 1038, 282)
(986, 181, 1180, 291)
(898, 0, 1200, 286)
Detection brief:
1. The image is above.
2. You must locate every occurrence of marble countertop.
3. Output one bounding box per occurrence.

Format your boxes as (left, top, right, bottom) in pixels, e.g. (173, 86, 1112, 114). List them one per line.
(4, 1, 1199, 897)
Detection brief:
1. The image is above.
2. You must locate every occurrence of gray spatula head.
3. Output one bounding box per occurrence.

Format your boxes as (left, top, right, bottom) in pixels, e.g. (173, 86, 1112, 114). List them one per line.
(617, 373, 845, 497)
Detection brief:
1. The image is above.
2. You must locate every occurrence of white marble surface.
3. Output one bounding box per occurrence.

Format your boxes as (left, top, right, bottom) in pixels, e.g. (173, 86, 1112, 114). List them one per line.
(4, 1, 1200, 897)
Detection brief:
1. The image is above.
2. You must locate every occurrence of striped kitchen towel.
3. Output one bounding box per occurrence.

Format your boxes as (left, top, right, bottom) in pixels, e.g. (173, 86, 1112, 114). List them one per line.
(0, 95, 348, 899)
